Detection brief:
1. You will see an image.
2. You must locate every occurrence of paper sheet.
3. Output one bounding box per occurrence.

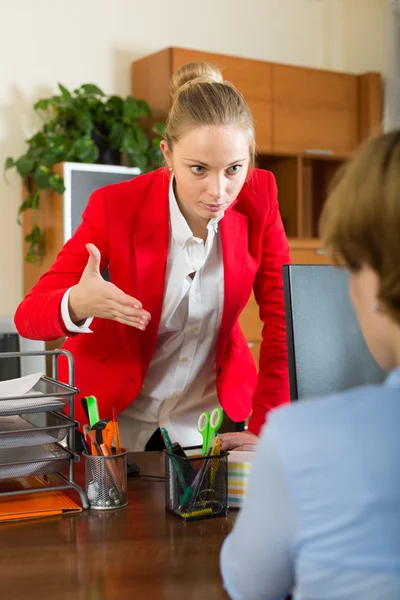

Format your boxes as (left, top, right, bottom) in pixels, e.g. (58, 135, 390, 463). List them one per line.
(0, 373, 65, 416)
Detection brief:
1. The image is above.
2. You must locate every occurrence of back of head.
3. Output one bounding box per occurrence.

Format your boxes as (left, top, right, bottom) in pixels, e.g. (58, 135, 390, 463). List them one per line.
(320, 129, 400, 324)
(165, 62, 255, 165)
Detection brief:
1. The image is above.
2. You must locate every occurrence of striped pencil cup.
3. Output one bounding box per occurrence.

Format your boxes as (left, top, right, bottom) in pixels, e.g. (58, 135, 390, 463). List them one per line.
(227, 450, 255, 508)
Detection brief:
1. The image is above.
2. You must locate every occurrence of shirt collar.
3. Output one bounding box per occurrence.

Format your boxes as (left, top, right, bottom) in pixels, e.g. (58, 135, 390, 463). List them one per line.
(168, 175, 224, 248)
(384, 366, 400, 388)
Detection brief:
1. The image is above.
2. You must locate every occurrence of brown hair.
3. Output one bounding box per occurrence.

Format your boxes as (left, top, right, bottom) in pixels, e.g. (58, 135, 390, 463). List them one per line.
(164, 62, 255, 167)
(320, 129, 400, 323)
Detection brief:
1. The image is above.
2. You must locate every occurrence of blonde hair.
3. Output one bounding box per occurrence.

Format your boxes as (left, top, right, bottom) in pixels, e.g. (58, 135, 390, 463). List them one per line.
(320, 129, 400, 323)
(164, 62, 255, 167)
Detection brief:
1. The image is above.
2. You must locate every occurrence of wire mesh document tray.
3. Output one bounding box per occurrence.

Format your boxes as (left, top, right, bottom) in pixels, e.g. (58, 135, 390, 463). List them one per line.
(0, 350, 89, 509)
(0, 443, 73, 480)
(0, 412, 76, 449)
(0, 376, 76, 417)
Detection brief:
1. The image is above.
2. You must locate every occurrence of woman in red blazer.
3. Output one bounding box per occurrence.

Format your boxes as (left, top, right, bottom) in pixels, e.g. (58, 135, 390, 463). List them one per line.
(14, 62, 291, 452)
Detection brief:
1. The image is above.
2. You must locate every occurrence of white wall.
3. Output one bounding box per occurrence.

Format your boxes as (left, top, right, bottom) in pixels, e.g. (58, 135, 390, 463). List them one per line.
(0, 0, 386, 316)
(341, 0, 388, 73)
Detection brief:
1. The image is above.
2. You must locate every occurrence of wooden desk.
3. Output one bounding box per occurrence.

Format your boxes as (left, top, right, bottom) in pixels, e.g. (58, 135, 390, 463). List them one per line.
(0, 452, 234, 600)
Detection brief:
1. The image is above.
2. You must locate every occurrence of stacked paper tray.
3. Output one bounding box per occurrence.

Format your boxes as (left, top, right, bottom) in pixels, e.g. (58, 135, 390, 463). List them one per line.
(0, 444, 73, 480)
(0, 412, 76, 449)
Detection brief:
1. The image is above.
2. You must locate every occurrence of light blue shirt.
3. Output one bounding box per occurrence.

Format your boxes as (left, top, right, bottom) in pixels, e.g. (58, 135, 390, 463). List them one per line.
(220, 368, 400, 599)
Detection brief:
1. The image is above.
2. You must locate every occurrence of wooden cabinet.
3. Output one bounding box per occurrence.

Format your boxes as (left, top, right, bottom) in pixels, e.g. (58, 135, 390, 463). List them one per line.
(289, 239, 333, 265)
(271, 64, 359, 155)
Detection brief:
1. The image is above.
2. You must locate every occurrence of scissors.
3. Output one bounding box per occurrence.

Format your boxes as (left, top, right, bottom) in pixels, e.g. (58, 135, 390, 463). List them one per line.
(198, 407, 223, 455)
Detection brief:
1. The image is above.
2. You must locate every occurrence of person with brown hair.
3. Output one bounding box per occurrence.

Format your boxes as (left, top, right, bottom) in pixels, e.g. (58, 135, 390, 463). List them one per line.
(14, 62, 291, 452)
(220, 130, 400, 599)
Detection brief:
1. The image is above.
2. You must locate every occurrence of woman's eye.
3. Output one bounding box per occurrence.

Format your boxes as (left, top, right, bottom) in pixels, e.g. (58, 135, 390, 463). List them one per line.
(227, 165, 242, 174)
(191, 166, 205, 174)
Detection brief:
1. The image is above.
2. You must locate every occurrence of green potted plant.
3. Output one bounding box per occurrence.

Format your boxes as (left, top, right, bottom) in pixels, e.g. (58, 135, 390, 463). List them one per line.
(5, 83, 164, 263)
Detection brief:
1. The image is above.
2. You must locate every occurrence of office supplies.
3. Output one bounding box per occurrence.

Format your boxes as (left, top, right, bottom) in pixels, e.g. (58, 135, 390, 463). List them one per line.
(0, 476, 82, 522)
(91, 418, 112, 447)
(197, 407, 223, 455)
(227, 450, 255, 508)
(101, 422, 115, 455)
(0, 350, 88, 509)
(100, 443, 122, 491)
(85, 395, 100, 427)
(75, 429, 90, 455)
(112, 407, 121, 454)
(84, 449, 128, 510)
(0, 412, 75, 449)
(180, 507, 212, 519)
(165, 444, 228, 521)
(81, 397, 90, 421)
(210, 436, 221, 487)
(161, 428, 187, 491)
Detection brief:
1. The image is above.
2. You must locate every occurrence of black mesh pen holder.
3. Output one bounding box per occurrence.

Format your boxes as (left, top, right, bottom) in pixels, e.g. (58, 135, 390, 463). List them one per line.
(164, 445, 228, 522)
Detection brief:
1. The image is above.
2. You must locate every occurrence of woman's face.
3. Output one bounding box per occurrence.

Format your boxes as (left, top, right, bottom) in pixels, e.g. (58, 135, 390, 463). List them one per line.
(348, 265, 396, 372)
(161, 124, 250, 224)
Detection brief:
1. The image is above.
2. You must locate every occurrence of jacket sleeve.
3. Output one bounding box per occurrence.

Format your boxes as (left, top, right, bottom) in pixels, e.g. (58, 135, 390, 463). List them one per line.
(14, 188, 110, 341)
(248, 172, 291, 435)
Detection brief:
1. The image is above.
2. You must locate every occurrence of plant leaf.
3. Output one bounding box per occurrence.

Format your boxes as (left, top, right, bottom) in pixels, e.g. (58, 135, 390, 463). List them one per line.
(34, 98, 51, 111)
(126, 151, 148, 171)
(71, 137, 98, 162)
(136, 99, 152, 119)
(123, 97, 141, 122)
(17, 191, 38, 224)
(4, 157, 14, 170)
(106, 95, 124, 115)
(48, 173, 66, 194)
(132, 123, 149, 152)
(16, 156, 35, 176)
(109, 122, 125, 149)
(152, 121, 165, 137)
(148, 144, 163, 168)
(58, 83, 72, 99)
(34, 165, 50, 189)
(80, 84, 105, 96)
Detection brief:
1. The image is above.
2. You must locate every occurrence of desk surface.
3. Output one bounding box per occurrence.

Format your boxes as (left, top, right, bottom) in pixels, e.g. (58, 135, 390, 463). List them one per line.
(0, 452, 234, 600)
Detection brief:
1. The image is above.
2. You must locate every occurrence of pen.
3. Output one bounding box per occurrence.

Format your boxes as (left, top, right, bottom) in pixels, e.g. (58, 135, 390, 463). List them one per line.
(112, 407, 121, 454)
(160, 427, 187, 491)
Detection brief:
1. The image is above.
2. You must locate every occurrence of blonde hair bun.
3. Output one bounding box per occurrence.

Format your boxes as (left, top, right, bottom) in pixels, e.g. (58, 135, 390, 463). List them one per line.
(170, 62, 223, 99)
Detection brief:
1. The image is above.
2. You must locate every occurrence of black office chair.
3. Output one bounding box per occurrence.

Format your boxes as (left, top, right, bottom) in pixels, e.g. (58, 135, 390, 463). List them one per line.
(283, 264, 385, 401)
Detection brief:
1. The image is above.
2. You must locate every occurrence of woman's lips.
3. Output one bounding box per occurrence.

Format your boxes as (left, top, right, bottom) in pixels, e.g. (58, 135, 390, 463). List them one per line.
(202, 203, 225, 212)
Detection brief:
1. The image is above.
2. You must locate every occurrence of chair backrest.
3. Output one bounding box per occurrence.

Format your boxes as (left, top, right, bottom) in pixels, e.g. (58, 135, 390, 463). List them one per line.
(283, 264, 385, 400)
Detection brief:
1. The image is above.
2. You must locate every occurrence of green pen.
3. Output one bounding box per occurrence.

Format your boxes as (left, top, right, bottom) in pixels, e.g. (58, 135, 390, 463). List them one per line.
(160, 428, 187, 491)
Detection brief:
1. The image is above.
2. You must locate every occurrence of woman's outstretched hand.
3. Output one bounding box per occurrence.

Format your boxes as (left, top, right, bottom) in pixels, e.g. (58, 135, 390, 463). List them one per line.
(68, 243, 151, 330)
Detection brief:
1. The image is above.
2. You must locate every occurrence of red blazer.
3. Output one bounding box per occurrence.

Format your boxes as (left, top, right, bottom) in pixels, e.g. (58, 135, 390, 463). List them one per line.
(15, 168, 291, 434)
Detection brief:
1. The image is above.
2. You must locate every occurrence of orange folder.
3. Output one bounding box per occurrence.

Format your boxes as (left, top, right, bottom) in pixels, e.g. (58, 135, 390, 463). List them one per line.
(0, 476, 82, 522)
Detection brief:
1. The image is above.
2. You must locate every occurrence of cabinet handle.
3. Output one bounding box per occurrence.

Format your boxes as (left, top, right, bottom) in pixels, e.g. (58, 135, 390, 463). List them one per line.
(315, 248, 327, 255)
(304, 148, 334, 156)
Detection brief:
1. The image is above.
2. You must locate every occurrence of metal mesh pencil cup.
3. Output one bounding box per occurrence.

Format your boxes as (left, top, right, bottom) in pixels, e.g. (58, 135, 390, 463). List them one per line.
(84, 450, 128, 510)
(164, 445, 228, 521)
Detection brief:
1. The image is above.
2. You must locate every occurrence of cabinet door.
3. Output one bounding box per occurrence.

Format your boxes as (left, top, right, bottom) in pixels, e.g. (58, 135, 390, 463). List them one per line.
(272, 64, 359, 155)
(289, 241, 333, 265)
(172, 48, 273, 152)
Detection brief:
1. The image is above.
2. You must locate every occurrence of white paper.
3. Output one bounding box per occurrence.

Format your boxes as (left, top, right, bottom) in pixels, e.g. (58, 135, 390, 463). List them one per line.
(0, 373, 43, 398)
(0, 373, 65, 416)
